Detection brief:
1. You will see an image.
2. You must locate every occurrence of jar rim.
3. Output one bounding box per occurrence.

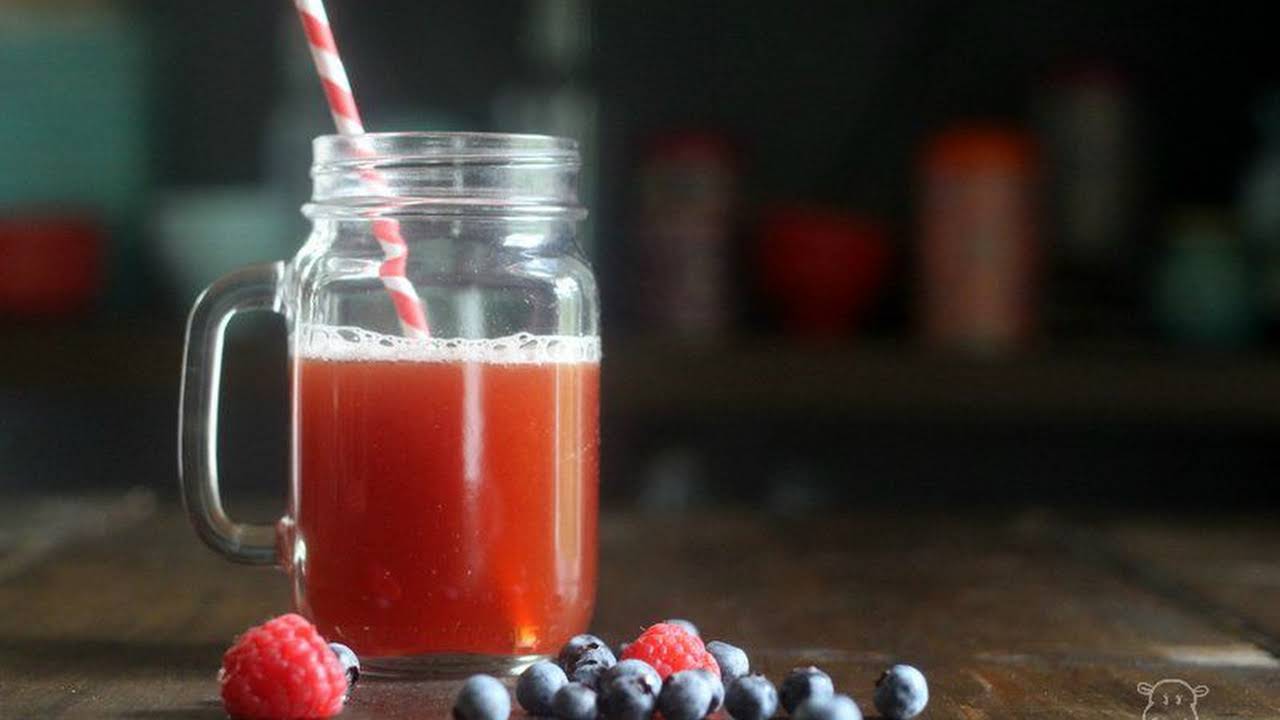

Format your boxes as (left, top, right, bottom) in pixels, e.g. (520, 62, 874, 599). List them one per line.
(312, 131, 580, 163)
(308, 132, 584, 219)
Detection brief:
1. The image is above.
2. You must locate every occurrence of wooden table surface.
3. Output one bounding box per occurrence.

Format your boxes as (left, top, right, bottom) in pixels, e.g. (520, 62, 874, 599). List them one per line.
(2, 498, 1279, 719)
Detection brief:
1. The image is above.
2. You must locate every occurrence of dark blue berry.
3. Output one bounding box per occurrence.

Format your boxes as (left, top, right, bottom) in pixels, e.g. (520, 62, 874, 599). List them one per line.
(599, 673, 658, 720)
(328, 642, 360, 684)
(553, 683, 599, 720)
(873, 665, 928, 720)
(600, 659, 661, 696)
(454, 674, 511, 720)
(577, 646, 618, 668)
(570, 658, 610, 690)
(705, 641, 749, 684)
(794, 695, 862, 720)
(518, 660, 569, 716)
(659, 670, 717, 720)
(690, 668, 724, 712)
(664, 618, 700, 637)
(780, 667, 834, 714)
(559, 634, 612, 669)
(725, 674, 778, 720)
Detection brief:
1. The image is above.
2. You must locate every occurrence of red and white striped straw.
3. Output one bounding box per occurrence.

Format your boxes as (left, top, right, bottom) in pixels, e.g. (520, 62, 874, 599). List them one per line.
(294, 0, 430, 338)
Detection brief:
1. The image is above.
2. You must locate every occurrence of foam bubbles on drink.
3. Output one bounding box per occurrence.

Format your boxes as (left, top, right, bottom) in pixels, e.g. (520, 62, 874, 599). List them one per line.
(297, 324, 601, 364)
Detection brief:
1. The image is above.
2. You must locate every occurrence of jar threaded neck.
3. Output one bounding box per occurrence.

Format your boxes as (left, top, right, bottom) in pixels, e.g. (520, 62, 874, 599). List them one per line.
(307, 132, 582, 219)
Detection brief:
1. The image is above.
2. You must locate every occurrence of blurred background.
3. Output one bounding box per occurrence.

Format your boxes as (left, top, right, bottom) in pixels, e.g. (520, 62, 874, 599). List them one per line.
(2, 0, 1277, 520)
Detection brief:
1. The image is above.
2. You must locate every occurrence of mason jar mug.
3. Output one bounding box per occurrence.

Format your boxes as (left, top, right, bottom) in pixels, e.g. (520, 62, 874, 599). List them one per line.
(179, 133, 600, 676)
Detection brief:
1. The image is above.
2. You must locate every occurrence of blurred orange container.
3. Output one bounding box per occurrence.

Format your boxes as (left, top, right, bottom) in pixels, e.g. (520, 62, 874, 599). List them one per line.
(919, 126, 1039, 353)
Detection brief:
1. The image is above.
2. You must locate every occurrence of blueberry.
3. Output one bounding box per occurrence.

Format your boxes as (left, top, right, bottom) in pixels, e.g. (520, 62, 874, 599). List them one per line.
(454, 674, 511, 720)
(328, 642, 360, 684)
(600, 659, 662, 696)
(873, 665, 928, 720)
(794, 695, 862, 720)
(779, 667, 834, 714)
(559, 634, 613, 670)
(578, 646, 619, 669)
(569, 646, 618, 690)
(725, 674, 778, 720)
(570, 658, 610, 690)
(705, 641, 749, 684)
(599, 673, 658, 720)
(518, 660, 569, 715)
(664, 618, 700, 637)
(553, 683, 599, 720)
(659, 670, 717, 720)
(690, 668, 725, 712)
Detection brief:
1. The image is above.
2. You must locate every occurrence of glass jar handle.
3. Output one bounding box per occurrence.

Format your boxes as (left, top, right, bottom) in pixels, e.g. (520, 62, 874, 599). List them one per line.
(179, 262, 285, 565)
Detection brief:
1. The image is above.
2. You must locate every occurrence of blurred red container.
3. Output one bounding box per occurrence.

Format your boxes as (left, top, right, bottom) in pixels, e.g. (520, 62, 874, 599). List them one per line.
(758, 207, 890, 337)
(919, 125, 1039, 353)
(0, 213, 105, 317)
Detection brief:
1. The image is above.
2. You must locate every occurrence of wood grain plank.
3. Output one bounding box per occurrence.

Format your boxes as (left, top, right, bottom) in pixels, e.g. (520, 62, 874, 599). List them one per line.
(1099, 518, 1280, 655)
(1, 509, 1277, 718)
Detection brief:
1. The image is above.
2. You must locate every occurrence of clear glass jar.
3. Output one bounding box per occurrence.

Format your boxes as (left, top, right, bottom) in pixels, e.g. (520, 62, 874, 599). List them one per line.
(180, 133, 599, 676)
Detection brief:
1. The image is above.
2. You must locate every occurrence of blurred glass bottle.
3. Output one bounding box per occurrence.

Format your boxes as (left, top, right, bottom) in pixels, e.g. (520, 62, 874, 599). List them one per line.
(263, 9, 335, 241)
(1239, 89, 1280, 338)
(149, 11, 305, 308)
(493, 0, 599, 258)
(1037, 66, 1140, 336)
(1153, 209, 1255, 348)
(632, 132, 740, 340)
(918, 125, 1040, 354)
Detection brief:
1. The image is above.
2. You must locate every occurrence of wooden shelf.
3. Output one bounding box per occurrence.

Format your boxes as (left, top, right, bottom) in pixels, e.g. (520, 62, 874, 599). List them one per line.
(9, 325, 1280, 425)
(3, 323, 184, 390)
(602, 338, 1280, 425)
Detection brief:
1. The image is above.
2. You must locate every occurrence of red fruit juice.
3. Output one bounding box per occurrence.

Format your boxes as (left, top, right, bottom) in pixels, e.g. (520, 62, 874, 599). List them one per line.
(290, 328, 599, 658)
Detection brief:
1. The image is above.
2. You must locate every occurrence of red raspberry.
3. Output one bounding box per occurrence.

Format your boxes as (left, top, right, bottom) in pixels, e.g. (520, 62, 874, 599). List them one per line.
(219, 613, 348, 719)
(620, 622, 721, 680)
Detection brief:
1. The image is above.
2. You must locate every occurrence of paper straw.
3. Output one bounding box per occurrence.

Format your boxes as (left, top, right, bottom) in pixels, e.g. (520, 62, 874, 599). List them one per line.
(294, 0, 430, 338)
(292, 0, 540, 647)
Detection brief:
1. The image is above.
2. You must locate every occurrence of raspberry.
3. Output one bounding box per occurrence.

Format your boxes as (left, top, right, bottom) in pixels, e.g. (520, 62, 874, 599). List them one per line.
(620, 623, 720, 680)
(219, 613, 348, 719)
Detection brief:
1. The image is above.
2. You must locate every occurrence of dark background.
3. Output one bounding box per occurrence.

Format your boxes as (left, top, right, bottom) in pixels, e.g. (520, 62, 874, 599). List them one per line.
(2, 0, 1277, 514)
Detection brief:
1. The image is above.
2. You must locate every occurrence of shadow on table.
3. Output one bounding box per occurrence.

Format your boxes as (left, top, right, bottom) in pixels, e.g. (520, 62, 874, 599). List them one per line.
(120, 703, 225, 720)
(0, 636, 225, 678)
